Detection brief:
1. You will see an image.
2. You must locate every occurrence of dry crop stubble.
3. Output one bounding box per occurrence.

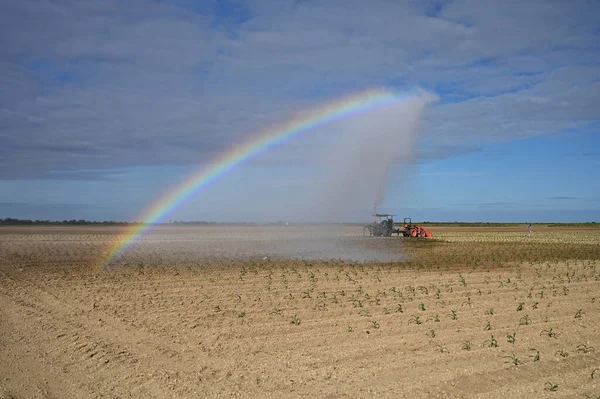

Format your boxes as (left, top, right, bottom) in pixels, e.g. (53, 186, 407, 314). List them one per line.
(0, 225, 599, 398)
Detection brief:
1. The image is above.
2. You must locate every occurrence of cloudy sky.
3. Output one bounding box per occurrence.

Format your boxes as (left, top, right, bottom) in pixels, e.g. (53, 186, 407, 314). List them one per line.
(1, 0, 599, 223)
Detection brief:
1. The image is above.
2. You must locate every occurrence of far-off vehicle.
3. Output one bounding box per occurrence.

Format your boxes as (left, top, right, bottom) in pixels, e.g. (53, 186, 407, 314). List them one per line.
(364, 215, 434, 238)
(363, 214, 398, 237)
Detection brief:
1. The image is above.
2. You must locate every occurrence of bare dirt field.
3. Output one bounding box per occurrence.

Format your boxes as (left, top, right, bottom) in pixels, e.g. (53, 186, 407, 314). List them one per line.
(1, 225, 600, 398)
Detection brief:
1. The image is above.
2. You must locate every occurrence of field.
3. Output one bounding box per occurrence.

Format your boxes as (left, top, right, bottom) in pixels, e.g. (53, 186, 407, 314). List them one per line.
(1, 225, 600, 398)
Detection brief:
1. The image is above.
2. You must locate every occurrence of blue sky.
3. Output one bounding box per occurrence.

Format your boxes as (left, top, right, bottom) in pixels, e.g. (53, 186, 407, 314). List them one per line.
(1, 0, 599, 223)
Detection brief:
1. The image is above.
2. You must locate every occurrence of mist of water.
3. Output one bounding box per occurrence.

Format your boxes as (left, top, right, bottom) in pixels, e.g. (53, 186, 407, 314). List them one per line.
(257, 90, 439, 262)
(310, 90, 438, 221)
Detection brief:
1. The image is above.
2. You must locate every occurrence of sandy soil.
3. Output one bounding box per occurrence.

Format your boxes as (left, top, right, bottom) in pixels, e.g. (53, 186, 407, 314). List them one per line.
(1, 226, 599, 398)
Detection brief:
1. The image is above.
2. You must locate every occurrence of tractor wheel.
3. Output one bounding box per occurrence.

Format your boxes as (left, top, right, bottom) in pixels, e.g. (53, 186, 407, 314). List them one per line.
(410, 229, 417, 237)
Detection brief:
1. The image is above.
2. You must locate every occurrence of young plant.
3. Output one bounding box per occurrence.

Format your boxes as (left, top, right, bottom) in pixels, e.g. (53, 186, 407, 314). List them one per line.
(575, 309, 585, 319)
(540, 328, 558, 338)
(408, 315, 423, 325)
(419, 302, 426, 311)
(506, 331, 516, 344)
(426, 329, 435, 338)
(576, 344, 595, 353)
(519, 314, 532, 325)
(290, 314, 301, 325)
(483, 335, 498, 348)
(485, 308, 495, 316)
(484, 320, 492, 331)
(516, 302, 525, 311)
(350, 299, 363, 308)
(371, 320, 380, 329)
(448, 310, 457, 320)
(269, 308, 283, 316)
(462, 341, 472, 351)
(395, 304, 404, 313)
(503, 353, 521, 365)
(555, 350, 569, 358)
(544, 382, 559, 392)
(529, 348, 540, 362)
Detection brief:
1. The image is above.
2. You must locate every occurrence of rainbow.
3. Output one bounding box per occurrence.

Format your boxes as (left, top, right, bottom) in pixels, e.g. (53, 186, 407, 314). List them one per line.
(100, 87, 413, 268)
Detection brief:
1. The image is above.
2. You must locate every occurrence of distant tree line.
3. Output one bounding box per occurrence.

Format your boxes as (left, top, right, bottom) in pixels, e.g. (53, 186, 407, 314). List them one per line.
(0, 218, 138, 226)
(0, 218, 224, 226)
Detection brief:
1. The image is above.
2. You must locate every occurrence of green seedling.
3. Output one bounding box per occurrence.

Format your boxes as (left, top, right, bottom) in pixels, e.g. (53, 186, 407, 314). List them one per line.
(555, 350, 568, 358)
(592, 368, 600, 379)
(290, 315, 301, 325)
(408, 315, 422, 325)
(506, 331, 516, 344)
(540, 328, 558, 338)
(435, 345, 449, 354)
(371, 320, 380, 329)
(516, 302, 524, 311)
(575, 309, 585, 319)
(532, 301, 539, 309)
(503, 353, 521, 365)
(347, 326, 354, 333)
(529, 349, 540, 361)
(448, 310, 457, 320)
(426, 329, 435, 338)
(429, 314, 440, 322)
(462, 341, 471, 351)
(238, 312, 246, 318)
(483, 335, 498, 348)
(269, 308, 283, 316)
(485, 308, 495, 316)
(576, 344, 595, 353)
(349, 299, 363, 308)
(544, 382, 558, 392)
(484, 320, 492, 331)
(519, 314, 532, 325)
(395, 304, 404, 313)
(419, 302, 426, 311)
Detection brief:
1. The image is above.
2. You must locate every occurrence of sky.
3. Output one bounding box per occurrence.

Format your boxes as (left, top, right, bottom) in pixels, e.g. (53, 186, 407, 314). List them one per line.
(1, 0, 599, 223)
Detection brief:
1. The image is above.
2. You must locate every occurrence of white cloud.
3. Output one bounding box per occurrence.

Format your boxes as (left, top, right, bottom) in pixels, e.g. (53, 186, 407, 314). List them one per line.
(0, 0, 598, 179)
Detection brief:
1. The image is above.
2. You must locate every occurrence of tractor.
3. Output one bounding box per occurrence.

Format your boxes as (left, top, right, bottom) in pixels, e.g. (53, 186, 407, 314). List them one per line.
(399, 218, 434, 238)
(364, 215, 434, 238)
(363, 214, 399, 237)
